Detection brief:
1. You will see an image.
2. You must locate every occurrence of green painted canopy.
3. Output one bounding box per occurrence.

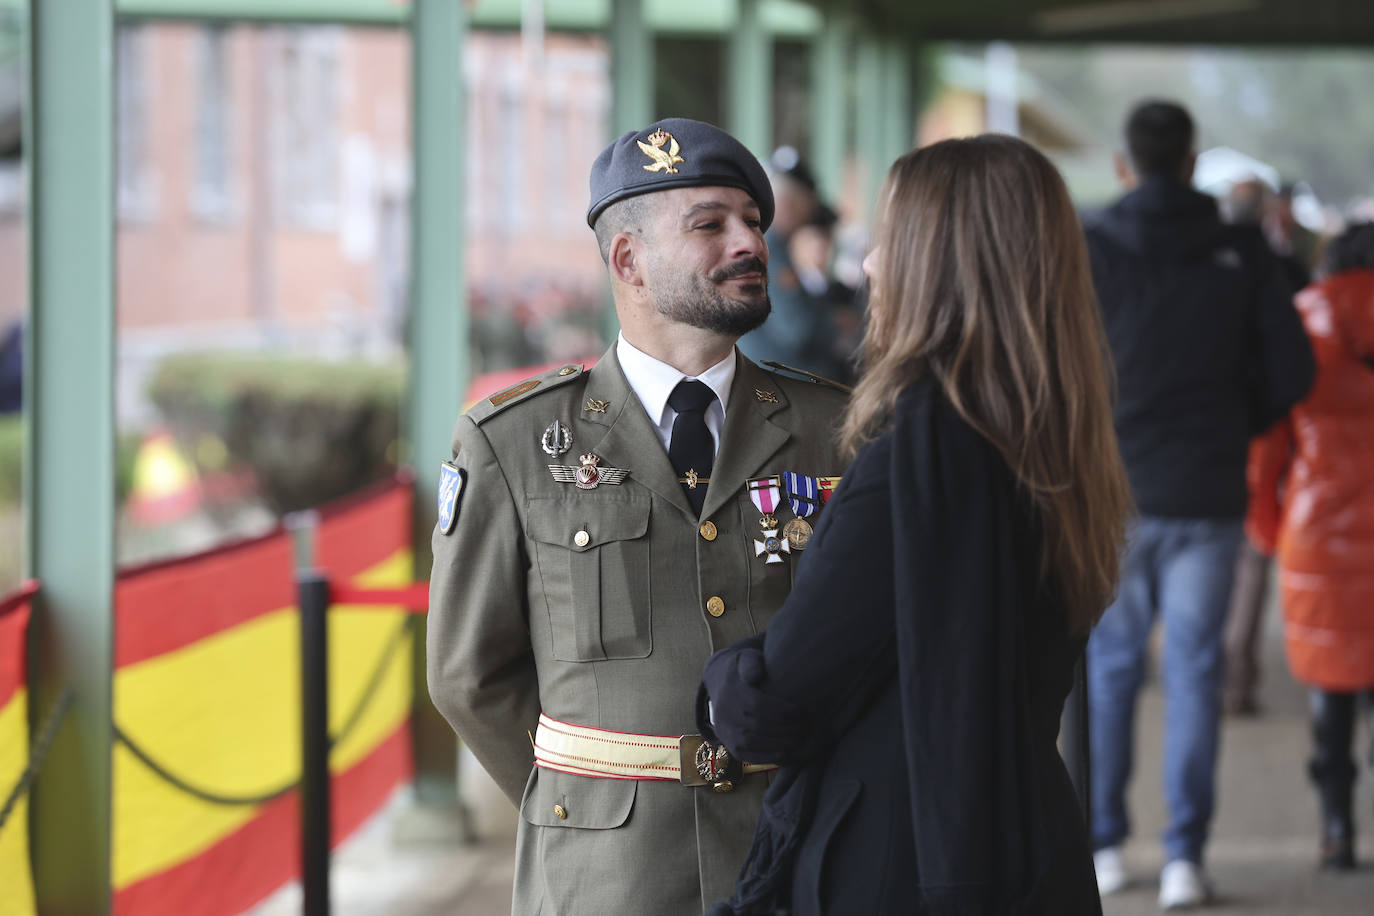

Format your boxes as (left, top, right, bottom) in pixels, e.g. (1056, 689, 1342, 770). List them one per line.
(91, 0, 1374, 46)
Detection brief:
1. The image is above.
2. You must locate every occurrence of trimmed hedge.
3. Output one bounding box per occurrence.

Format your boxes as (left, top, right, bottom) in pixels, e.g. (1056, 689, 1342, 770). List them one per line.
(148, 353, 404, 515)
(0, 416, 19, 505)
(0, 416, 143, 507)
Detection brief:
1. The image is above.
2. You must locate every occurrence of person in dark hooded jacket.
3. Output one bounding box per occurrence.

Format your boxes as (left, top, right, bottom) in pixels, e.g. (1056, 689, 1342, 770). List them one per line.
(1083, 100, 1315, 909)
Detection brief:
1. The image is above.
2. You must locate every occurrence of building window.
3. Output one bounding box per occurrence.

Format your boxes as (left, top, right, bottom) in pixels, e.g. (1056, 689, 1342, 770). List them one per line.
(116, 24, 157, 221)
(192, 25, 233, 222)
(275, 27, 340, 230)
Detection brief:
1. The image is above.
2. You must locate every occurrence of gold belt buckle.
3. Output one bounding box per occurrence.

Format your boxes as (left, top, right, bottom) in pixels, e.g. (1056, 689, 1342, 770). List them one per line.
(679, 735, 734, 792)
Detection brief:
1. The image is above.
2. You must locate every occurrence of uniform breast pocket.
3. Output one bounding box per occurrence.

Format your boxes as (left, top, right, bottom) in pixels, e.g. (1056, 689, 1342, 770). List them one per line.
(526, 494, 652, 662)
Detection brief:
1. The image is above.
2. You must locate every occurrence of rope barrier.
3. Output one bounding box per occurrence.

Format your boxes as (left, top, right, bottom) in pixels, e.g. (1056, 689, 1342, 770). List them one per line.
(0, 686, 74, 832)
(111, 615, 415, 807)
(328, 582, 429, 612)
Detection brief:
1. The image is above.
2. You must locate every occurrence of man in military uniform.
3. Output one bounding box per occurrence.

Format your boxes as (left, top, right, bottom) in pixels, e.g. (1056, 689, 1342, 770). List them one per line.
(427, 118, 848, 915)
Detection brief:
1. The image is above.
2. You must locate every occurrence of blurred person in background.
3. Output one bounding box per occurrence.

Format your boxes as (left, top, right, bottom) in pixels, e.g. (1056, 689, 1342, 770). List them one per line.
(1221, 178, 1320, 716)
(785, 203, 861, 385)
(1084, 99, 1315, 909)
(738, 146, 844, 381)
(0, 321, 20, 414)
(1247, 222, 1374, 871)
(699, 135, 1130, 916)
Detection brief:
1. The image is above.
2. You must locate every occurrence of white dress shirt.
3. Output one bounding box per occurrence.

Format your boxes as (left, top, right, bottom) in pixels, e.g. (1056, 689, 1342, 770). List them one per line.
(616, 332, 735, 454)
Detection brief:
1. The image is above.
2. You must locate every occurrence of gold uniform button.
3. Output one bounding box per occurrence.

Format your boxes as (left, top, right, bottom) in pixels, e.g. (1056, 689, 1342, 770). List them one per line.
(558, 366, 577, 376)
(553, 804, 568, 820)
(573, 530, 590, 548)
(706, 596, 726, 618)
(699, 521, 718, 541)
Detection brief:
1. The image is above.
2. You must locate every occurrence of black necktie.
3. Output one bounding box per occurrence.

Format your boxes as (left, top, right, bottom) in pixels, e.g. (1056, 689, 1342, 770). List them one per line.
(668, 380, 717, 516)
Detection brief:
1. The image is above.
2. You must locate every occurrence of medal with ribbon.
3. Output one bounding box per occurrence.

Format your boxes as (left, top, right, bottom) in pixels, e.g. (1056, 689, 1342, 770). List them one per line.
(747, 475, 790, 564)
(817, 476, 840, 506)
(780, 472, 821, 549)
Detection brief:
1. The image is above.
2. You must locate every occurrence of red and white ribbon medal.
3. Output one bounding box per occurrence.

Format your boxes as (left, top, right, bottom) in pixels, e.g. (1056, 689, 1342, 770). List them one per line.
(747, 475, 789, 565)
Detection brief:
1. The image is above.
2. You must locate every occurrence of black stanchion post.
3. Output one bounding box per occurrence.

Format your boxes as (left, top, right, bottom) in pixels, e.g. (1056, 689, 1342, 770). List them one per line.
(1060, 651, 1091, 826)
(298, 572, 331, 916)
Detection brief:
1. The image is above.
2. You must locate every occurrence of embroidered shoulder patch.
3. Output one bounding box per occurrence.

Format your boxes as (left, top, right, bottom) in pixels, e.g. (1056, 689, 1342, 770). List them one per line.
(437, 462, 467, 535)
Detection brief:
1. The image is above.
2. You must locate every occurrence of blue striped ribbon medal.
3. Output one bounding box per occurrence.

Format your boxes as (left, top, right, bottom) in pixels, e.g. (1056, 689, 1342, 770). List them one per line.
(780, 472, 821, 549)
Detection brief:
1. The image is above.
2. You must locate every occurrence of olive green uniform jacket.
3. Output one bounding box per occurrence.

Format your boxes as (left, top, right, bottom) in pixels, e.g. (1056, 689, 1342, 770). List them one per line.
(427, 344, 847, 915)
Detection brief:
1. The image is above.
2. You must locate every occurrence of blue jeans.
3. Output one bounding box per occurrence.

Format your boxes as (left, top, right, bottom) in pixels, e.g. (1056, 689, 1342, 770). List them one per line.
(1088, 516, 1244, 865)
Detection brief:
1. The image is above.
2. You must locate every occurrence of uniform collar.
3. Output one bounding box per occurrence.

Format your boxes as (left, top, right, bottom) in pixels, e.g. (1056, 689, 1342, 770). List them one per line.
(616, 332, 736, 427)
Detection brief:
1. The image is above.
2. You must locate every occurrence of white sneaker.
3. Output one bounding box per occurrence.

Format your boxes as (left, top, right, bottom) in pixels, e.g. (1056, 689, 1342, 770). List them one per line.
(1158, 859, 1211, 910)
(1094, 846, 1127, 896)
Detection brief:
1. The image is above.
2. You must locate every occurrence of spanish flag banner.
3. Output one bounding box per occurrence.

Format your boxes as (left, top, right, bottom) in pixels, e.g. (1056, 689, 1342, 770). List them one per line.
(112, 480, 417, 916)
(0, 583, 36, 916)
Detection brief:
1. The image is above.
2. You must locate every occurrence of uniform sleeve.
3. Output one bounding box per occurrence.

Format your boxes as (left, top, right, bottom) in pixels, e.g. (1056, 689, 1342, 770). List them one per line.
(426, 415, 540, 806)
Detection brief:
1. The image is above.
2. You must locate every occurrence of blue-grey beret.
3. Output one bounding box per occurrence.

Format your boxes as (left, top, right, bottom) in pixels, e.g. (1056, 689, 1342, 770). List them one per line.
(586, 118, 775, 230)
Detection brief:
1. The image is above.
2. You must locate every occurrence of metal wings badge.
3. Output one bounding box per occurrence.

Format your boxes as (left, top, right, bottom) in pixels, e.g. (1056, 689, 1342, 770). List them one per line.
(638, 129, 684, 174)
(549, 453, 629, 490)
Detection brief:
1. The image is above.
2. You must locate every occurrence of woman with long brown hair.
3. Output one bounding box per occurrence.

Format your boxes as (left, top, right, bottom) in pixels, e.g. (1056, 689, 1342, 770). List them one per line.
(699, 135, 1132, 914)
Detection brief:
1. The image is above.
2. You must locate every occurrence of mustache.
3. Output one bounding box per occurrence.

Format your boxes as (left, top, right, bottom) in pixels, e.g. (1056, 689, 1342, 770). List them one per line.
(710, 257, 767, 283)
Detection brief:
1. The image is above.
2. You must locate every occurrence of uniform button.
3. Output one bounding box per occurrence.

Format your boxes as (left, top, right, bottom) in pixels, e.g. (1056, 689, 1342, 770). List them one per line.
(573, 530, 590, 547)
(706, 596, 725, 617)
(553, 804, 568, 819)
(699, 521, 718, 541)
(558, 366, 577, 376)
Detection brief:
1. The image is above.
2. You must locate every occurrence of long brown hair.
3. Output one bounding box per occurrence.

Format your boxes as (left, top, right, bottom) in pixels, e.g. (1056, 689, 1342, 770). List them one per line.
(841, 135, 1131, 632)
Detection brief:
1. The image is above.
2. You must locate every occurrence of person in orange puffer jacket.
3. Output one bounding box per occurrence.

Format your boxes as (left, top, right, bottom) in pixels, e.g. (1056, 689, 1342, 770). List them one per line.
(1248, 221, 1374, 871)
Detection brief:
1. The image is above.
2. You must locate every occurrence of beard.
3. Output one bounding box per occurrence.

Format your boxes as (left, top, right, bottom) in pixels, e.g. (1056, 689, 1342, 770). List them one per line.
(649, 256, 771, 337)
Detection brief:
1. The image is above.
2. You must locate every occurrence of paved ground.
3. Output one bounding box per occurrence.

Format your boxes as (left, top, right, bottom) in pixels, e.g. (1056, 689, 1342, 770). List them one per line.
(250, 595, 1374, 915)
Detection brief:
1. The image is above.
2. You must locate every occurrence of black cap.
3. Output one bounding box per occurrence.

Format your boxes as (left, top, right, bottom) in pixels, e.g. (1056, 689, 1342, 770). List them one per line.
(586, 118, 774, 230)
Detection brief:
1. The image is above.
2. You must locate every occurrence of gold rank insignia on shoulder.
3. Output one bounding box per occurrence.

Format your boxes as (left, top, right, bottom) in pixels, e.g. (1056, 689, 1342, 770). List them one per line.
(638, 129, 684, 174)
(754, 388, 779, 404)
(584, 398, 610, 414)
(549, 453, 629, 490)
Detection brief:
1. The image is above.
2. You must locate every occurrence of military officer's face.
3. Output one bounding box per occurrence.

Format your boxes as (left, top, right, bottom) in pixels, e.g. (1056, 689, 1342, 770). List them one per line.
(641, 185, 771, 337)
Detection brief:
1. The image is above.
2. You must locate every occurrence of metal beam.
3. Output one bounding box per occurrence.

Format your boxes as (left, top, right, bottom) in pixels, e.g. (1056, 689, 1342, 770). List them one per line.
(854, 33, 885, 220)
(23, 1, 116, 912)
(882, 38, 913, 167)
(808, 12, 846, 203)
(603, 0, 653, 342)
(609, 0, 652, 137)
(406, 0, 464, 810)
(726, 0, 771, 160)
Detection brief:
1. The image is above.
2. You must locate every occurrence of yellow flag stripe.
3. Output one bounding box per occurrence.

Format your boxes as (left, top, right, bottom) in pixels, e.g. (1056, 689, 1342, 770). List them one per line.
(0, 689, 36, 916)
(112, 550, 414, 888)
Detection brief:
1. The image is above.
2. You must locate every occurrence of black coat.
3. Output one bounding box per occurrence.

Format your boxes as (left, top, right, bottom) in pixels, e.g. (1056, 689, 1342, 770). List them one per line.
(699, 379, 1101, 915)
(1084, 177, 1314, 519)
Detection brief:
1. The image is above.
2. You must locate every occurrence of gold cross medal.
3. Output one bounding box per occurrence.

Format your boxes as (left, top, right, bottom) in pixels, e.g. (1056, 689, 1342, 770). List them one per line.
(747, 475, 790, 564)
(549, 453, 629, 490)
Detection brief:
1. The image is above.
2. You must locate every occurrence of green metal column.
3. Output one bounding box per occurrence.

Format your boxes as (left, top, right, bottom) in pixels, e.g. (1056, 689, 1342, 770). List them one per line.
(854, 33, 885, 219)
(809, 13, 846, 203)
(610, 0, 651, 136)
(727, 0, 771, 160)
(604, 0, 652, 341)
(883, 39, 914, 167)
(23, 1, 116, 911)
(406, 0, 464, 812)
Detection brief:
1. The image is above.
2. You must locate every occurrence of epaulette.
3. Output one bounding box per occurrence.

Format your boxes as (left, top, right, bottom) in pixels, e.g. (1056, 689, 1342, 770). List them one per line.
(466, 363, 586, 425)
(761, 361, 853, 394)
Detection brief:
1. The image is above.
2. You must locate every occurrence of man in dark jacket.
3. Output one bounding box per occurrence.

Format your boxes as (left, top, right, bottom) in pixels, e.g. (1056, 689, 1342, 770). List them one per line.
(1084, 100, 1314, 910)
